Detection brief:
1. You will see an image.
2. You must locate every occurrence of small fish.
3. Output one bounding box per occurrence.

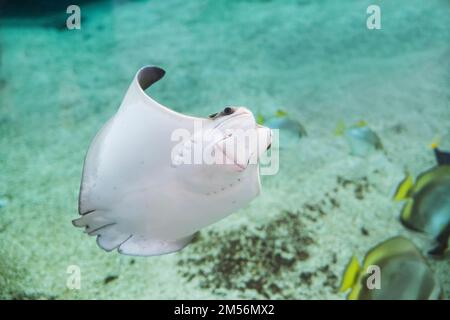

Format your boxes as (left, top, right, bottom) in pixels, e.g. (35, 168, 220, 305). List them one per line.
(0, 198, 7, 209)
(340, 236, 442, 300)
(263, 109, 307, 137)
(336, 120, 383, 157)
(394, 142, 450, 256)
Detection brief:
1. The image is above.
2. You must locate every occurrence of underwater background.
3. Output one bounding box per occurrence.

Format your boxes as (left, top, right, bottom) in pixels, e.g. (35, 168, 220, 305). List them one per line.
(0, 0, 449, 299)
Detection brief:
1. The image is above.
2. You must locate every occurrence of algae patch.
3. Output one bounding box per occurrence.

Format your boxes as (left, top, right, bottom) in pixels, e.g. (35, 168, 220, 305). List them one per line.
(177, 210, 316, 298)
(336, 175, 372, 201)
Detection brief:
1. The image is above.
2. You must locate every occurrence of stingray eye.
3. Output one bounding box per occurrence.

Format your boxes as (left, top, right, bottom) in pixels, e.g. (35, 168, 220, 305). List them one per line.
(208, 112, 218, 118)
(223, 107, 234, 115)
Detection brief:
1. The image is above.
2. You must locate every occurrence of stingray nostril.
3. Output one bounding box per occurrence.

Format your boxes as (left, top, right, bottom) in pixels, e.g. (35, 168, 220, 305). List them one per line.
(208, 112, 218, 118)
(223, 107, 234, 115)
(267, 143, 272, 150)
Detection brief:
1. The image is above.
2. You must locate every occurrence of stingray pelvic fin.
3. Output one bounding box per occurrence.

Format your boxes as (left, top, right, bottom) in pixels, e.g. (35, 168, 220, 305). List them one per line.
(117, 233, 197, 256)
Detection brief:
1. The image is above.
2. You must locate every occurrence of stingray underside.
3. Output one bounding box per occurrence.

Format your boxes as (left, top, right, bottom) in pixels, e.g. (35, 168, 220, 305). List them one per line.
(73, 66, 201, 256)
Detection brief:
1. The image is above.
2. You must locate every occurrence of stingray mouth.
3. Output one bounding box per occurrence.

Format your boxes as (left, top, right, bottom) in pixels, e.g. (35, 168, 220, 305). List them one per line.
(211, 125, 272, 169)
(215, 143, 250, 171)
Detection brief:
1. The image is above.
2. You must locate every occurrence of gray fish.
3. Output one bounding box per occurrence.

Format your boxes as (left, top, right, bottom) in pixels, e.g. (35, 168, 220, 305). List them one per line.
(340, 236, 442, 300)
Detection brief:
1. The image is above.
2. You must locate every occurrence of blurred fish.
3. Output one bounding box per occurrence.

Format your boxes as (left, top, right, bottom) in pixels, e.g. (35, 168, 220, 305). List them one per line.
(340, 236, 442, 300)
(258, 109, 307, 138)
(394, 141, 450, 256)
(257, 109, 306, 149)
(336, 120, 383, 157)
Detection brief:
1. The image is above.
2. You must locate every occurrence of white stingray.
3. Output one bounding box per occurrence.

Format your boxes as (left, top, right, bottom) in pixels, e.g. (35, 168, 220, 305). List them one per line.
(73, 66, 272, 256)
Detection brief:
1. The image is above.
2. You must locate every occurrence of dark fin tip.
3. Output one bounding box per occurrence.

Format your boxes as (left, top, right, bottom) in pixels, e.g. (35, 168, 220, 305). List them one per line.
(434, 148, 450, 166)
(399, 216, 422, 233)
(137, 66, 166, 90)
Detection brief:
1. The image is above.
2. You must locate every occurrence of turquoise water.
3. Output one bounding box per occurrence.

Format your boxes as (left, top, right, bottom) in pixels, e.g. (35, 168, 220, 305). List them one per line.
(0, 0, 449, 299)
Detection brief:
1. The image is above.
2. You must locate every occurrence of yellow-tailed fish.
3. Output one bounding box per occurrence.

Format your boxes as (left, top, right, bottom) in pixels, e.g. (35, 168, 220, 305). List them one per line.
(394, 159, 450, 256)
(393, 173, 414, 201)
(336, 120, 383, 157)
(264, 109, 307, 139)
(340, 236, 442, 300)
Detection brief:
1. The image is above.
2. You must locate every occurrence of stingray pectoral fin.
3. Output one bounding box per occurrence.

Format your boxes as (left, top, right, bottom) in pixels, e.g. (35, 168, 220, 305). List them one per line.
(117, 233, 196, 256)
(78, 117, 115, 215)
